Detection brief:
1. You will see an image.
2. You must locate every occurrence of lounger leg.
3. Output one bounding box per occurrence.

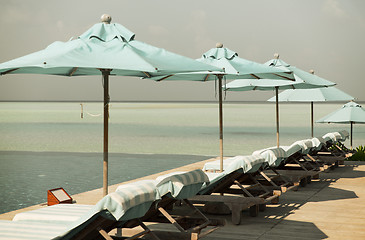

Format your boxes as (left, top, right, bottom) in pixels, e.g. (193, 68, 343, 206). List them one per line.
(231, 203, 242, 225)
(259, 203, 266, 212)
(300, 177, 307, 187)
(249, 205, 259, 217)
(116, 228, 122, 237)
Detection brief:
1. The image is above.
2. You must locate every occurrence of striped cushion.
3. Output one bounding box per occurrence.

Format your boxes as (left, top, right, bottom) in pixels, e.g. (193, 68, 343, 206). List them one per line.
(0, 220, 68, 240)
(13, 204, 93, 223)
(156, 169, 209, 187)
(323, 132, 342, 142)
(202, 157, 237, 172)
(155, 169, 209, 199)
(282, 143, 302, 157)
(225, 154, 266, 174)
(102, 180, 160, 220)
(293, 139, 313, 154)
(311, 137, 326, 150)
(253, 147, 287, 167)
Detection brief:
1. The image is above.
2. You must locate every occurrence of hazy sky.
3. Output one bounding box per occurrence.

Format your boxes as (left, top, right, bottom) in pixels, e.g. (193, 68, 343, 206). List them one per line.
(0, 0, 364, 102)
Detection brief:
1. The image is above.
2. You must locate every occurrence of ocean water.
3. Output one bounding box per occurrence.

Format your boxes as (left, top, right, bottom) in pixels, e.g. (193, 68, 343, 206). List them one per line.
(1, 102, 364, 214)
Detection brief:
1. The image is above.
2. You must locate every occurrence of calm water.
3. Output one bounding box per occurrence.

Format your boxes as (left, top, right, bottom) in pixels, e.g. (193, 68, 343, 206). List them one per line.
(1, 102, 364, 214)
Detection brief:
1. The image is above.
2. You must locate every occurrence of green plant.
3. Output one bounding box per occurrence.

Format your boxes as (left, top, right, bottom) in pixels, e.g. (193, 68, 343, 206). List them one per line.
(356, 145, 365, 153)
(348, 145, 365, 161)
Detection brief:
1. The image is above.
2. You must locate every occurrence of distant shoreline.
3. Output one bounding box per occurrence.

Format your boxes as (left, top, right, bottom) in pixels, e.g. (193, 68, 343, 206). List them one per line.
(1, 100, 363, 104)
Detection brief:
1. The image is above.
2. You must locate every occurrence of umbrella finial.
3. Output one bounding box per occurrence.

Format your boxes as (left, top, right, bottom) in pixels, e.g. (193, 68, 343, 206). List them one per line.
(101, 14, 112, 24)
(216, 42, 224, 48)
(274, 53, 280, 59)
(309, 69, 315, 74)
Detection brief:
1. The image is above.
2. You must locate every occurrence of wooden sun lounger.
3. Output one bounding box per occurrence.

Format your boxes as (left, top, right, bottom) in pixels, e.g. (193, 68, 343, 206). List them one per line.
(118, 170, 225, 240)
(190, 170, 280, 225)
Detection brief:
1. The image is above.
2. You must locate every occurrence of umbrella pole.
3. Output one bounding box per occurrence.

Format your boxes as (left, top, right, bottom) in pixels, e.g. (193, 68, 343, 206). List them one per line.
(218, 75, 224, 172)
(350, 122, 353, 149)
(275, 87, 279, 148)
(102, 69, 111, 196)
(311, 101, 314, 137)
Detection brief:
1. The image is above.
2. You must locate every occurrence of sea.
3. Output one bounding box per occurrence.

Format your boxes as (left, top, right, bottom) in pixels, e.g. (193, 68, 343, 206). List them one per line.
(1, 101, 364, 214)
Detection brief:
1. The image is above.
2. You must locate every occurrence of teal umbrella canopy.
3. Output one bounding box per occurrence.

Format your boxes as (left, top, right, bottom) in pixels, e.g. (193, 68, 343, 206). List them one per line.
(317, 101, 365, 148)
(317, 102, 365, 124)
(147, 44, 294, 81)
(267, 87, 354, 102)
(267, 87, 354, 138)
(265, 57, 335, 88)
(0, 15, 222, 196)
(224, 79, 300, 91)
(0, 19, 221, 77)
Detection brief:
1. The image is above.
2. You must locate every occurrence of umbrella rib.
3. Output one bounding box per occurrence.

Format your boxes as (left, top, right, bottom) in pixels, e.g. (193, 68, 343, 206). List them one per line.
(156, 74, 173, 82)
(204, 74, 210, 82)
(273, 73, 295, 81)
(143, 72, 151, 78)
(250, 74, 261, 79)
(1, 68, 19, 75)
(68, 67, 78, 76)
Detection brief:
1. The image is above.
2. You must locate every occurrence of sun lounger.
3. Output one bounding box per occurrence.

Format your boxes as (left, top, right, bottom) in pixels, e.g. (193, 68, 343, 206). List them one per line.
(307, 131, 351, 166)
(120, 169, 224, 240)
(283, 140, 324, 172)
(278, 142, 323, 183)
(192, 155, 279, 224)
(8, 180, 161, 240)
(252, 147, 305, 190)
(322, 131, 350, 154)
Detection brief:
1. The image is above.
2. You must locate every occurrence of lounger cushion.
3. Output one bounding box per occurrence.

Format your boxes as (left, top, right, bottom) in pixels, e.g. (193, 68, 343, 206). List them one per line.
(111, 180, 160, 220)
(293, 139, 313, 154)
(225, 155, 265, 174)
(0, 220, 68, 240)
(311, 137, 326, 150)
(155, 169, 209, 199)
(202, 155, 265, 174)
(281, 144, 302, 157)
(323, 132, 342, 143)
(13, 204, 93, 224)
(202, 157, 237, 172)
(253, 147, 287, 167)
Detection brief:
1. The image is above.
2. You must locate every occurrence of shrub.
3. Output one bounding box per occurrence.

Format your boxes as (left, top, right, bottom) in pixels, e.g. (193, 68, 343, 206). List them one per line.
(348, 145, 365, 161)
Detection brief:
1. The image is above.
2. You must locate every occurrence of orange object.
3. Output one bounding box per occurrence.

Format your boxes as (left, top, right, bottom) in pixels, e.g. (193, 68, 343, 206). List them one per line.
(47, 187, 72, 206)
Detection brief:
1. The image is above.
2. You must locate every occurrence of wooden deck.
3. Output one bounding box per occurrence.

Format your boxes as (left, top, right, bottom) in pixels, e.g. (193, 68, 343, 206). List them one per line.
(1, 160, 365, 239)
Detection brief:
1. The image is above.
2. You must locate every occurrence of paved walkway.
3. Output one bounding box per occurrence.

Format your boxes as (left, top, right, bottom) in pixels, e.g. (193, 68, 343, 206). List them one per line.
(196, 161, 365, 240)
(1, 160, 365, 239)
